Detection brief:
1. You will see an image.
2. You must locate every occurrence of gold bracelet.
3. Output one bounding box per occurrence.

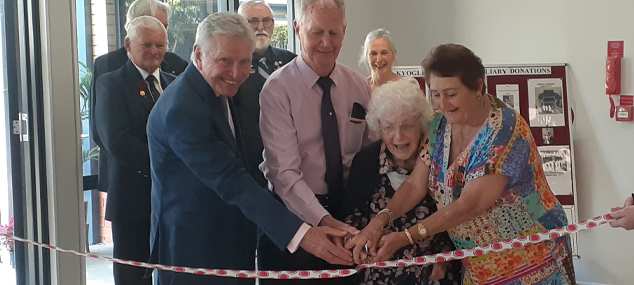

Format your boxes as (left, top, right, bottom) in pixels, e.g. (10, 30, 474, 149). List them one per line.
(417, 223, 428, 239)
(404, 228, 414, 245)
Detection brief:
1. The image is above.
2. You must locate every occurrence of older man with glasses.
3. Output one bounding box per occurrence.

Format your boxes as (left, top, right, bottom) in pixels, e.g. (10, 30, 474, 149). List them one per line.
(234, 0, 297, 187)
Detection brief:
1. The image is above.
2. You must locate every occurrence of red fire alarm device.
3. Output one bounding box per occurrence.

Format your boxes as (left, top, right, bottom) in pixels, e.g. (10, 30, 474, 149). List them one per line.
(606, 56, 621, 95)
(616, 95, 634, 122)
(616, 106, 633, 121)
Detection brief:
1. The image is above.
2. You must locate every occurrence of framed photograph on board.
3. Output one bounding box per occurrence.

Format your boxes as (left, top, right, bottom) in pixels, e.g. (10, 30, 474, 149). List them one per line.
(538, 145, 573, 195)
(495, 84, 520, 112)
(528, 78, 565, 127)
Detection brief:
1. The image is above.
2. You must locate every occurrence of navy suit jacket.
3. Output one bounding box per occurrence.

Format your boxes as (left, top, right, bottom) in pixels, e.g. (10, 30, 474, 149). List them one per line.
(90, 47, 188, 192)
(94, 60, 176, 222)
(233, 46, 296, 187)
(147, 63, 303, 271)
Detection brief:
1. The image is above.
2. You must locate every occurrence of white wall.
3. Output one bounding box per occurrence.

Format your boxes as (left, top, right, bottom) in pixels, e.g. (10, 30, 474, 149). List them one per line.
(340, 0, 456, 73)
(341, 1, 633, 284)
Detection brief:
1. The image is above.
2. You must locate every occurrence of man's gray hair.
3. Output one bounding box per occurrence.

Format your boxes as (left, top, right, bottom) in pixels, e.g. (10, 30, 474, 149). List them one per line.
(366, 79, 434, 135)
(238, 0, 275, 18)
(125, 15, 167, 42)
(192, 12, 256, 61)
(295, 0, 345, 24)
(126, 0, 172, 28)
(359, 29, 397, 68)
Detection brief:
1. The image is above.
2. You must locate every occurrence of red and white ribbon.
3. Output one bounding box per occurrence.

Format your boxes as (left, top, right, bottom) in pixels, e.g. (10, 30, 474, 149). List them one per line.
(0, 213, 614, 279)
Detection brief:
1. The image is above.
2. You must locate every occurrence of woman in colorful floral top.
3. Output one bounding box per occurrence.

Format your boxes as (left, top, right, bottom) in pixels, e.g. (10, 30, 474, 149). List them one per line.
(337, 79, 460, 285)
(346, 44, 576, 285)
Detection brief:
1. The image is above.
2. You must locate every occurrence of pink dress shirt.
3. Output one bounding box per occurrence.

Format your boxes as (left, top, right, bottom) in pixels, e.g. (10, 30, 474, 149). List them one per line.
(260, 55, 373, 227)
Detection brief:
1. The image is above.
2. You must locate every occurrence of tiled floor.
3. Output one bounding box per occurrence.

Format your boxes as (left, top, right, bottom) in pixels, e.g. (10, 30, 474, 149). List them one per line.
(87, 243, 114, 285)
(0, 249, 17, 285)
(4, 244, 257, 284)
(0, 244, 117, 285)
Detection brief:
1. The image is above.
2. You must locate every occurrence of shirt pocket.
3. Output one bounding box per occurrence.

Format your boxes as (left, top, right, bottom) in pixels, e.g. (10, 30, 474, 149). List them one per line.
(343, 118, 366, 154)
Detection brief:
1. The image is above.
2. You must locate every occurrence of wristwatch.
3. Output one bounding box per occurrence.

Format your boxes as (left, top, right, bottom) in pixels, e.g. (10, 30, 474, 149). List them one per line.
(417, 223, 428, 239)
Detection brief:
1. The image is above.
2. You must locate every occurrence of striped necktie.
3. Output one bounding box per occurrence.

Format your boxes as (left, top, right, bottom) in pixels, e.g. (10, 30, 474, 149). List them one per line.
(146, 74, 161, 102)
(258, 57, 270, 79)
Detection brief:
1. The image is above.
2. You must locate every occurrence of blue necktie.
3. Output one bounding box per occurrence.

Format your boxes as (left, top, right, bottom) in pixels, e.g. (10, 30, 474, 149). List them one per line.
(316, 77, 343, 202)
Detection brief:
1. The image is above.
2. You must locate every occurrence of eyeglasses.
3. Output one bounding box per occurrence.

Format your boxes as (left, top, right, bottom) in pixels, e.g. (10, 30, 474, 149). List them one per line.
(379, 120, 419, 135)
(247, 17, 274, 28)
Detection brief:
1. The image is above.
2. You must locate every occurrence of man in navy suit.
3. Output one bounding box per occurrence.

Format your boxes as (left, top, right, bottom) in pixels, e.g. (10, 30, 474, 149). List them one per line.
(233, 0, 297, 187)
(90, 0, 187, 192)
(147, 12, 353, 285)
(94, 16, 175, 285)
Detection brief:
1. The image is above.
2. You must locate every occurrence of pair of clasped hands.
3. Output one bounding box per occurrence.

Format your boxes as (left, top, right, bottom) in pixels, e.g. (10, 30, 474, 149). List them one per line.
(318, 215, 448, 280)
(609, 195, 634, 230)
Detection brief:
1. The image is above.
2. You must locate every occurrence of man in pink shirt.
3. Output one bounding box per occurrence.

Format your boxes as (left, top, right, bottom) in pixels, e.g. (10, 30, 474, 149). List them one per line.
(258, 0, 372, 283)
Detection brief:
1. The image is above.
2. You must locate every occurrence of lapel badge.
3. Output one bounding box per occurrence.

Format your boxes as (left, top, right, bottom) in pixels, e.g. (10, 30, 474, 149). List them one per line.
(137, 80, 149, 97)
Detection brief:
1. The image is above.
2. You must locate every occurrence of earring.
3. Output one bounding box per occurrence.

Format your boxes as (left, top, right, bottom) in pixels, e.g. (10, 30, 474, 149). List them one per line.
(477, 95, 482, 100)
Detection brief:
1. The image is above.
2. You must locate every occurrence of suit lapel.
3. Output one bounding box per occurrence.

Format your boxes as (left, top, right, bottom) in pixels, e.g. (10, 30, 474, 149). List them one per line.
(159, 72, 174, 90)
(228, 97, 247, 164)
(123, 60, 155, 113)
(210, 95, 240, 156)
(182, 65, 240, 155)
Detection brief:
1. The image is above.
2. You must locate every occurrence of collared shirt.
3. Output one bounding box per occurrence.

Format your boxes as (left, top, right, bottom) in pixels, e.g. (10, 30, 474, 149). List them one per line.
(131, 61, 163, 93)
(218, 95, 235, 138)
(260, 55, 373, 226)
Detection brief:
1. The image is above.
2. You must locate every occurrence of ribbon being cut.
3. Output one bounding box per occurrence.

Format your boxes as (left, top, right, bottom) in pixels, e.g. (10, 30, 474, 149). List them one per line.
(0, 213, 612, 279)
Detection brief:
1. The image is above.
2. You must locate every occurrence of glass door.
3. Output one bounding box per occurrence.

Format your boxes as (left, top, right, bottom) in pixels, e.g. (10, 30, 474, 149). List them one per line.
(1, 0, 49, 283)
(0, 0, 17, 282)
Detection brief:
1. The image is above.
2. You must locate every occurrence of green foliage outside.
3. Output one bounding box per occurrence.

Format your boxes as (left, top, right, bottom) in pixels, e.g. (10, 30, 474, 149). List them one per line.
(164, 0, 201, 58)
(78, 61, 92, 121)
(78, 62, 100, 163)
(123, 1, 291, 57)
(271, 25, 289, 50)
(124, 0, 202, 59)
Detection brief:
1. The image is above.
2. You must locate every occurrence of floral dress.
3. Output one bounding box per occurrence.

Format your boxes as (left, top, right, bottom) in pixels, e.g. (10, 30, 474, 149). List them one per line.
(346, 143, 461, 285)
(427, 94, 576, 285)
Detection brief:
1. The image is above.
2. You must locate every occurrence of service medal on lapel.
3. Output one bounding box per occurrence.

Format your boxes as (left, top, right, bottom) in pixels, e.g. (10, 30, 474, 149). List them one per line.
(274, 61, 282, 70)
(250, 64, 256, 74)
(137, 80, 148, 97)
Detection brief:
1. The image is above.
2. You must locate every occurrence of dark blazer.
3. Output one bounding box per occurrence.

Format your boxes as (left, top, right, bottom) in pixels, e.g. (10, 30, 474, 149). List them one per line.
(232, 46, 296, 187)
(147, 64, 303, 278)
(335, 140, 382, 220)
(94, 60, 176, 222)
(90, 47, 188, 191)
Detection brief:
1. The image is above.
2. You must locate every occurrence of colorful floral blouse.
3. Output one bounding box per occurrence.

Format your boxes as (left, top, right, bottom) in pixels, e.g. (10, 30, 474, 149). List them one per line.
(346, 143, 460, 285)
(427, 95, 575, 285)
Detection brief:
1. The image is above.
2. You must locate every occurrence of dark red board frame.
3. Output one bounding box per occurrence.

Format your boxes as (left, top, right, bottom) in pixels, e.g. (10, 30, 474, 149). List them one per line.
(486, 65, 574, 205)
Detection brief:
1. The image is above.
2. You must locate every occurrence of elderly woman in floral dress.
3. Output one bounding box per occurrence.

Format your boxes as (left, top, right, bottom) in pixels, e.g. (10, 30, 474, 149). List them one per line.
(337, 79, 460, 285)
(346, 44, 576, 285)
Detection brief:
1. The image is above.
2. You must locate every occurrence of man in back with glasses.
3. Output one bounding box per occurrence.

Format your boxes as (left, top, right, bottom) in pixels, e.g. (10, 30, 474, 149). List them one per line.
(234, 0, 296, 187)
